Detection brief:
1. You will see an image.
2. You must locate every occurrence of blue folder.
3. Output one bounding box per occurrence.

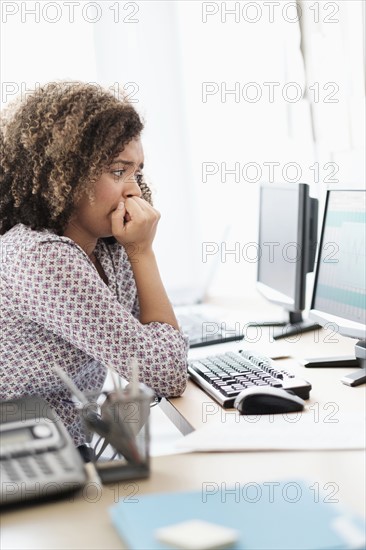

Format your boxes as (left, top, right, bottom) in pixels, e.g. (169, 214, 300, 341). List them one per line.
(109, 480, 365, 550)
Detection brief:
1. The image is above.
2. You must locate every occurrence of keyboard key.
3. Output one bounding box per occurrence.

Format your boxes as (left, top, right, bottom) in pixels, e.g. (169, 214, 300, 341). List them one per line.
(190, 363, 210, 375)
(217, 374, 231, 380)
(269, 381, 283, 388)
(235, 367, 251, 374)
(220, 388, 241, 397)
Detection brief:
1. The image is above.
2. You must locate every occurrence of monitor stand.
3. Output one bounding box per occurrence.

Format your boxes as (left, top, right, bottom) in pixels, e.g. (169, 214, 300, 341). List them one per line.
(247, 320, 287, 327)
(303, 341, 366, 387)
(248, 311, 319, 340)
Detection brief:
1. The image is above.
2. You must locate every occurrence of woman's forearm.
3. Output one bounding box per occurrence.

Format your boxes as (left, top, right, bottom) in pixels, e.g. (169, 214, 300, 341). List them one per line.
(130, 249, 179, 330)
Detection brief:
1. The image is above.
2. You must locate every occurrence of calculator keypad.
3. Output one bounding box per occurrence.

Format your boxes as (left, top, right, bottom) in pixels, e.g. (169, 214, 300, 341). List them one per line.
(1, 452, 76, 483)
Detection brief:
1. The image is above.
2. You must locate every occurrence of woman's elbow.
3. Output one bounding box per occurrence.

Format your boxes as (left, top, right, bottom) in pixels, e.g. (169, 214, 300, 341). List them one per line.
(168, 367, 188, 397)
(144, 326, 189, 397)
(155, 354, 188, 398)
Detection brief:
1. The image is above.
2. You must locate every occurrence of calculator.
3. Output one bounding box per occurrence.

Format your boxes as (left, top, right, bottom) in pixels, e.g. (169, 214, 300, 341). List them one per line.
(0, 396, 87, 505)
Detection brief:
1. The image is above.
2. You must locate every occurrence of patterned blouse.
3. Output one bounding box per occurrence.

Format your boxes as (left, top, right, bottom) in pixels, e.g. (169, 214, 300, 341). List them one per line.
(0, 224, 188, 445)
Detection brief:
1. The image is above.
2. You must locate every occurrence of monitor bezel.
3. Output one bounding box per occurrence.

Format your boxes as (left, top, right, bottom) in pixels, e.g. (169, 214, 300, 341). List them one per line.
(309, 187, 366, 341)
(256, 182, 311, 312)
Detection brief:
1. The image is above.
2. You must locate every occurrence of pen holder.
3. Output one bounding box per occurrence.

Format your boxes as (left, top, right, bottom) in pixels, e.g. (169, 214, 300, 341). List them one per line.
(81, 384, 155, 484)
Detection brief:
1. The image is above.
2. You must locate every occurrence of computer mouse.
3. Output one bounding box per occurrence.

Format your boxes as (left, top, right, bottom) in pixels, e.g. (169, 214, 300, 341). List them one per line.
(234, 386, 305, 415)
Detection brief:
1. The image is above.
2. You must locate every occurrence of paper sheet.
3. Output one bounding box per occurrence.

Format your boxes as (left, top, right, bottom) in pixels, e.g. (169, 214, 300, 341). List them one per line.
(175, 412, 366, 452)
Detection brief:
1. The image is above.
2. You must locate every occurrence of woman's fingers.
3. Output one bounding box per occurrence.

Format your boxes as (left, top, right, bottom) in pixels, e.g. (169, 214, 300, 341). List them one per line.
(110, 201, 126, 236)
(126, 196, 158, 215)
(110, 198, 160, 252)
(125, 197, 161, 223)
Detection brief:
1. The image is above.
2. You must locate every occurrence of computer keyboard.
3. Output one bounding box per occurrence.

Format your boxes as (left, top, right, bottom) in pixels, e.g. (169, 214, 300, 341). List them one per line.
(188, 350, 311, 408)
(178, 312, 244, 348)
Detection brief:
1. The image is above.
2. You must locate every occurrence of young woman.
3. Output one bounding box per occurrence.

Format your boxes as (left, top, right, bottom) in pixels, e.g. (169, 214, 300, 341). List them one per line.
(0, 81, 188, 449)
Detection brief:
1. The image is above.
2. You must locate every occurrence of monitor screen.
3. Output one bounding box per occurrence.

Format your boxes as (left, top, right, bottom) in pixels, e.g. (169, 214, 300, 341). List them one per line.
(258, 185, 299, 303)
(256, 183, 317, 314)
(311, 189, 366, 338)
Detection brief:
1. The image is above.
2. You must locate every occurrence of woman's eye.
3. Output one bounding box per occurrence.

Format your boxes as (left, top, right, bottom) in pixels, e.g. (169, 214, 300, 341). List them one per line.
(111, 169, 126, 178)
(111, 168, 126, 179)
(110, 169, 143, 182)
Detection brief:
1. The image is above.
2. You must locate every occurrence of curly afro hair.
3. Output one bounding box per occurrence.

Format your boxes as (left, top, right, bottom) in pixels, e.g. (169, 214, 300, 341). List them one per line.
(0, 81, 152, 235)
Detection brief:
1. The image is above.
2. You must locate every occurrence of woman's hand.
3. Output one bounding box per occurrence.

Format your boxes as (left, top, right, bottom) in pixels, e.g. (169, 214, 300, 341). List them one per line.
(110, 197, 161, 256)
(111, 197, 179, 330)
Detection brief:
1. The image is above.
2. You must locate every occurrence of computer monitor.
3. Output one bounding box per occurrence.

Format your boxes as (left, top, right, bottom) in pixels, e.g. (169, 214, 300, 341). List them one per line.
(305, 188, 366, 386)
(253, 182, 319, 340)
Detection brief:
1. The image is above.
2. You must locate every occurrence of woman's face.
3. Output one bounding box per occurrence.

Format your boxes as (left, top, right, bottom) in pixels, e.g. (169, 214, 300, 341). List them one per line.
(68, 138, 144, 241)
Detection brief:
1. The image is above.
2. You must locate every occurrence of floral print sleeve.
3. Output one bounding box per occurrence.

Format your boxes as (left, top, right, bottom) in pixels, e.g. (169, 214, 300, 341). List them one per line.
(0, 225, 188, 445)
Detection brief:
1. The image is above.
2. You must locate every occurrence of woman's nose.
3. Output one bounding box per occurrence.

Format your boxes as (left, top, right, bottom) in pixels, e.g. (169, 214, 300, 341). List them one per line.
(124, 175, 142, 198)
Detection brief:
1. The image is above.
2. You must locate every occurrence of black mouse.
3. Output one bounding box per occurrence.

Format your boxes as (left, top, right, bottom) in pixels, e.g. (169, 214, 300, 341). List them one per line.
(234, 387, 305, 415)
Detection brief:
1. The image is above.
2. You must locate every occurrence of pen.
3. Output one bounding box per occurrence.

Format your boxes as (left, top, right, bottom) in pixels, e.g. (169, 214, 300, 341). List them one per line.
(129, 357, 139, 398)
(53, 366, 89, 407)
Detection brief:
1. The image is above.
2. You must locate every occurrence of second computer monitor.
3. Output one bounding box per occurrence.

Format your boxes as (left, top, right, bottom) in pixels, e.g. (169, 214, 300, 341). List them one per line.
(306, 188, 366, 386)
(255, 182, 318, 339)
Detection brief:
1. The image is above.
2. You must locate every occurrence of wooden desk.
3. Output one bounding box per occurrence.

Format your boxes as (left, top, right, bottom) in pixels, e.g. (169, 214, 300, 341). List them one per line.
(1, 327, 365, 550)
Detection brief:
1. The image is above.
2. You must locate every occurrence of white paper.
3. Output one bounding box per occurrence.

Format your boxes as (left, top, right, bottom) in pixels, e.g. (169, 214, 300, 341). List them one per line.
(175, 412, 366, 452)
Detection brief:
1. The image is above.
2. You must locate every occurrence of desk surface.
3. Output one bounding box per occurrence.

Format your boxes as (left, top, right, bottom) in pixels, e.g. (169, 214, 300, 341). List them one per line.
(1, 320, 365, 550)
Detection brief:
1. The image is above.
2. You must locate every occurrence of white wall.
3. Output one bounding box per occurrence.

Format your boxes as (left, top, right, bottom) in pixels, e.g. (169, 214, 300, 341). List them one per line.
(1, 0, 365, 304)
